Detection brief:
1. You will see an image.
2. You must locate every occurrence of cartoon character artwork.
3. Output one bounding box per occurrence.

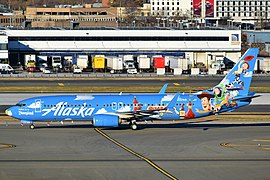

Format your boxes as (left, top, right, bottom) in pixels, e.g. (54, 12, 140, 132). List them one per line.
(196, 92, 215, 114)
(231, 61, 249, 87)
(173, 101, 195, 119)
(185, 101, 195, 119)
(213, 85, 230, 112)
(227, 55, 254, 89)
(133, 96, 142, 111)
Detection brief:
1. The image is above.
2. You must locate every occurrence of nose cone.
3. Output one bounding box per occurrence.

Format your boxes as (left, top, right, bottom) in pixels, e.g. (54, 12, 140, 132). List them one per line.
(5, 107, 13, 117)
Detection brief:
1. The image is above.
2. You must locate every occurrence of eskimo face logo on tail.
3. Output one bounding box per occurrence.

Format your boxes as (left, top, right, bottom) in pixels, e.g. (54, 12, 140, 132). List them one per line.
(42, 102, 95, 118)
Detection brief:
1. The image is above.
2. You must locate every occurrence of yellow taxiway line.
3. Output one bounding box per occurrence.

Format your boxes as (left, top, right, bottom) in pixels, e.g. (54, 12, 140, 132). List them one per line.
(95, 128, 178, 180)
(221, 139, 270, 150)
(0, 143, 16, 149)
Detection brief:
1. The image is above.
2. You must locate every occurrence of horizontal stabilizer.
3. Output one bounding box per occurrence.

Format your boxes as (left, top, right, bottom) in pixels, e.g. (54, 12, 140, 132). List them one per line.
(232, 95, 261, 102)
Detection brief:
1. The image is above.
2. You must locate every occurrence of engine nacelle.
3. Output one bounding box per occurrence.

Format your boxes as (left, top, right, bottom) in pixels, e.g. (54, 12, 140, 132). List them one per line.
(93, 114, 120, 127)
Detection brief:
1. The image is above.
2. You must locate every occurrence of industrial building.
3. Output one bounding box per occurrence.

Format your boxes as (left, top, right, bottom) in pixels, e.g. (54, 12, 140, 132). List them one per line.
(0, 29, 241, 74)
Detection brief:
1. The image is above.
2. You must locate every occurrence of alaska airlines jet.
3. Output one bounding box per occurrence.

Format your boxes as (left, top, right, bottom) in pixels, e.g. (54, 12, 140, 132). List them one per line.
(6, 48, 259, 130)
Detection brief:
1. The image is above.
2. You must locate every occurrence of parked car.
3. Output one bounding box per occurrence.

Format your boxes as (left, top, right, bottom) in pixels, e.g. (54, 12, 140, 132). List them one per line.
(127, 68, 137, 74)
(43, 67, 51, 74)
(73, 66, 82, 74)
(39, 63, 48, 72)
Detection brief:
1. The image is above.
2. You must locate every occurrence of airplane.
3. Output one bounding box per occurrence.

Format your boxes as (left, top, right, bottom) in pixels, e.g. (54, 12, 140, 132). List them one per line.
(6, 48, 260, 130)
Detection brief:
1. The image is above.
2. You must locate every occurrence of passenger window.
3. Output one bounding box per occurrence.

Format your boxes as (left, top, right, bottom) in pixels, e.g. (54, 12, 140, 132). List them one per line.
(112, 102, 117, 110)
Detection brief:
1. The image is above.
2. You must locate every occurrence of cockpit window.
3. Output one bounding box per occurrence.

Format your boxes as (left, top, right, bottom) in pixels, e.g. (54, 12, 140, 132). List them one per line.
(16, 103, 26, 107)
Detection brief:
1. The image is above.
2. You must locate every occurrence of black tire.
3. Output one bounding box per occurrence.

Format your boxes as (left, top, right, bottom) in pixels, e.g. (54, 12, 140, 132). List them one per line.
(131, 123, 137, 130)
(29, 124, 35, 129)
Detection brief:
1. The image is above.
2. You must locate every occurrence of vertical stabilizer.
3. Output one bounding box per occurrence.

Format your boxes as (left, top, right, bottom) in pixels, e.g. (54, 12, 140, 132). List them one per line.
(217, 48, 259, 96)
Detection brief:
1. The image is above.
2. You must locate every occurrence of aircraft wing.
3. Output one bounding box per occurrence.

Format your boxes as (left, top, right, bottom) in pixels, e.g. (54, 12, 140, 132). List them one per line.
(117, 109, 164, 120)
(95, 109, 165, 121)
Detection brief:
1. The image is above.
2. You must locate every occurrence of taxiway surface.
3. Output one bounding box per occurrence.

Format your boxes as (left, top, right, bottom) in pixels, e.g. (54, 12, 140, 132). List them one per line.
(0, 76, 269, 87)
(0, 122, 270, 180)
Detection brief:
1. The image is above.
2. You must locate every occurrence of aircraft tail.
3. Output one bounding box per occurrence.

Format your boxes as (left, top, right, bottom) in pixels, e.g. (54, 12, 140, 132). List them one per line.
(216, 48, 259, 96)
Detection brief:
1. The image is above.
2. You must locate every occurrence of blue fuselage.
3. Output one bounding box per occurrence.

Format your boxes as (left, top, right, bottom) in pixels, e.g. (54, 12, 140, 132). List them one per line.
(7, 93, 249, 122)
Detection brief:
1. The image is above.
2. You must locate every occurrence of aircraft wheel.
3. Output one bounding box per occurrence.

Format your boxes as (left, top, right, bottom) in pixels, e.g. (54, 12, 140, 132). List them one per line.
(131, 123, 138, 130)
(29, 124, 35, 129)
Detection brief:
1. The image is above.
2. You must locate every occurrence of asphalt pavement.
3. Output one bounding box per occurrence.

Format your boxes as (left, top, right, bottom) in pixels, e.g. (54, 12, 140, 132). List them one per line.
(0, 122, 270, 180)
(0, 76, 269, 87)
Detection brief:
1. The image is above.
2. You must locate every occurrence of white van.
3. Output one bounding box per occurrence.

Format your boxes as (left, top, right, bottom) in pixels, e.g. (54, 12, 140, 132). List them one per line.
(0, 64, 15, 74)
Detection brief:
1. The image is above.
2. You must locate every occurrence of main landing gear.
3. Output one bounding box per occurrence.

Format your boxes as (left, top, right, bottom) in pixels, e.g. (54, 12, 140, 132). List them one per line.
(129, 120, 138, 130)
(29, 124, 35, 129)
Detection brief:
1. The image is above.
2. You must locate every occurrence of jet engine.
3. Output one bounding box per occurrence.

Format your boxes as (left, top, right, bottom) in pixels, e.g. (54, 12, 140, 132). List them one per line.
(93, 114, 120, 127)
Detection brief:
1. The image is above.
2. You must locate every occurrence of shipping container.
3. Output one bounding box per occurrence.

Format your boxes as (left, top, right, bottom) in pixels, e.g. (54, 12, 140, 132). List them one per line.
(262, 58, 270, 73)
(164, 56, 170, 66)
(208, 68, 217, 75)
(154, 57, 165, 68)
(191, 68, 200, 75)
(156, 68, 165, 75)
(169, 58, 189, 70)
(92, 55, 105, 69)
(181, 59, 189, 70)
(138, 56, 150, 69)
(169, 57, 181, 69)
(123, 55, 133, 61)
(174, 68, 182, 75)
(107, 56, 123, 70)
(77, 55, 88, 69)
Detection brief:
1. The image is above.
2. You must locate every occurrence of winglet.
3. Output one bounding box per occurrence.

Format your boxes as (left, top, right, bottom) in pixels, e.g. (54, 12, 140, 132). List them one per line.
(159, 83, 169, 94)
